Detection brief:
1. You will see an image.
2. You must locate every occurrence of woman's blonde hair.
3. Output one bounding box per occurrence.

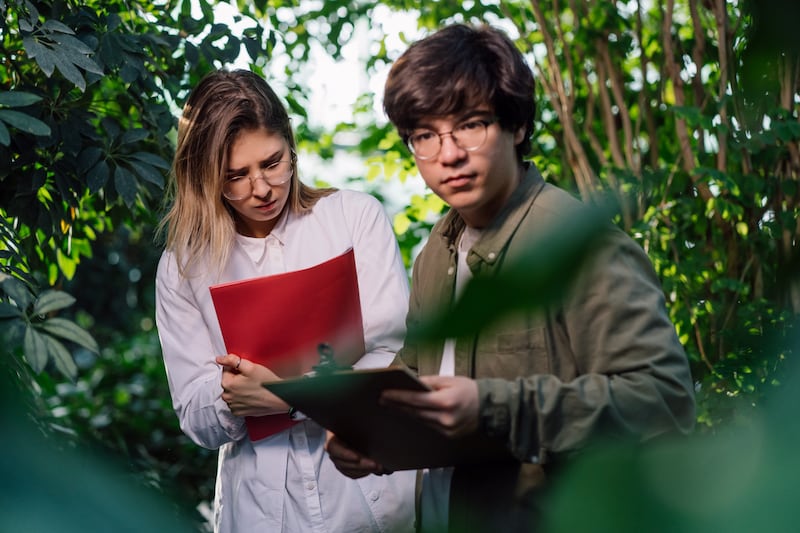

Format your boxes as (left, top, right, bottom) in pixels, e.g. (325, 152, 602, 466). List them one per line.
(158, 69, 335, 276)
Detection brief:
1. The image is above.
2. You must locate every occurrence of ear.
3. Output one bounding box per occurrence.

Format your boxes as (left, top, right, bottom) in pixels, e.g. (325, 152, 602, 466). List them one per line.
(513, 125, 526, 145)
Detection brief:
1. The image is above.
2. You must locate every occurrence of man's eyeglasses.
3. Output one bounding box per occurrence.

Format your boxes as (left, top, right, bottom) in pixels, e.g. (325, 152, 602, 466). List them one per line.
(222, 157, 294, 201)
(406, 117, 497, 160)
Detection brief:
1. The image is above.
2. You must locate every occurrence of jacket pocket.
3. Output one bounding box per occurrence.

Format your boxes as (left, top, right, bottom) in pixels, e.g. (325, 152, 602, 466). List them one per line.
(474, 326, 550, 378)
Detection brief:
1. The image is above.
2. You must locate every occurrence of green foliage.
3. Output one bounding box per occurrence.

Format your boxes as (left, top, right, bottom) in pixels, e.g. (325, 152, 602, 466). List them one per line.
(1, 0, 797, 526)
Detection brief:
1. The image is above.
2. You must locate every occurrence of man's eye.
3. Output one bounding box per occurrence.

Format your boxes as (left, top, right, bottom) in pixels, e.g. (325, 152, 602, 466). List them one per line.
(226, 176, 245, 183)
(412, 131, 436, 142)
(457, 120, 485, 131)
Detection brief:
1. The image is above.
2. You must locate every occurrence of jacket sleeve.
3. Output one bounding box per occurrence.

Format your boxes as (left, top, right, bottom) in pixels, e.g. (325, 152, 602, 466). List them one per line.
(477, 230, 696, 463)
(155, 252, 247, 450)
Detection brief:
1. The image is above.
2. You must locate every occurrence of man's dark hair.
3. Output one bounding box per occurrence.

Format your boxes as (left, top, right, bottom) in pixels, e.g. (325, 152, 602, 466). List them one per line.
(383, 24, 536, 161)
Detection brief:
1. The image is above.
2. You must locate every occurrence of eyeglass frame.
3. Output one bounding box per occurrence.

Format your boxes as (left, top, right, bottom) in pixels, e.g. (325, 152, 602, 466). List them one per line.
(221, 150, 296, 201)
(405, 116, 498, 161)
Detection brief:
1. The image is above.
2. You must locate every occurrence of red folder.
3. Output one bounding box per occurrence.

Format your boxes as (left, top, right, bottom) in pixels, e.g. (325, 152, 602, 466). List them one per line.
(209, 248, 365, 441)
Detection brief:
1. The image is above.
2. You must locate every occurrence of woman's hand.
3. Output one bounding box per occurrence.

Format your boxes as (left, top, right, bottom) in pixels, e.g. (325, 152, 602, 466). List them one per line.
(325, 431, 390, 479)
(216, 354, 290, 417)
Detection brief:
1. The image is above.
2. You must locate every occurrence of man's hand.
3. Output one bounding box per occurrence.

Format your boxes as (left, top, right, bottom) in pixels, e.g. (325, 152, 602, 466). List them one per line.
(325, 431, 390, 479)
(216, 354, 289, 417)
(381, 375, 479, 438)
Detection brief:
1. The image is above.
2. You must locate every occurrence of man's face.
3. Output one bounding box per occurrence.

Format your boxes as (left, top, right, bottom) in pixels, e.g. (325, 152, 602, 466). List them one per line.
(408, 110, 525, 228)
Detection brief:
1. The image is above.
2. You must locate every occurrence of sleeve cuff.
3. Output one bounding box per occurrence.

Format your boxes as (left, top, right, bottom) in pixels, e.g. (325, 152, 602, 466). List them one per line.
(476, 378, 512, 440)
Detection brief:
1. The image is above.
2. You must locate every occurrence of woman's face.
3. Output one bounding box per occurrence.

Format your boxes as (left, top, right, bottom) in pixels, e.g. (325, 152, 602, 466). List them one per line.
(224, 128, 292, 238)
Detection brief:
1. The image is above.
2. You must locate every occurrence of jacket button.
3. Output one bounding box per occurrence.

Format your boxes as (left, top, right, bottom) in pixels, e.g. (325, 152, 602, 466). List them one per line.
(447, 266, 454, 275)
(487, 252, 496, 261)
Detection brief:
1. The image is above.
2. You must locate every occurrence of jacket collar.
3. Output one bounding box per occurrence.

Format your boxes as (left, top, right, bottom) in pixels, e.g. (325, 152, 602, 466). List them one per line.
(436, 164, 546, 269)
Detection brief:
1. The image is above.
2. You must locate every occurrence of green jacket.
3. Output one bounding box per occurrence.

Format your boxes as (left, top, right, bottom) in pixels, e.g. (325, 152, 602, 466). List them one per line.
(399, 165, 695, 530)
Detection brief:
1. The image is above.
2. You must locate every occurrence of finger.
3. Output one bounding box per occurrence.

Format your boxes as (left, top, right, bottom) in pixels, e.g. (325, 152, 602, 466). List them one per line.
(215, 354, 238, 368)
(381, 388, 438, 409)
(419, 375, 450, 389)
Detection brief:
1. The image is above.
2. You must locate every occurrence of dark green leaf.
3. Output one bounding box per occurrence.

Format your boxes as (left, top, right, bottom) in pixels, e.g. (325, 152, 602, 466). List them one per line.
(114, 165, 138, 206)
(0, 109, 51, 136)
(1, 277, 32, 311)
(78, 146, 104, 174)
(32, 290, 76, 315)
(50, 32, 94, 54)
(43, 334, 79, 381)
(128, 160, 165, 187)
(24, 326, 48, 373)
(38, 317, 99, 353)
(120, 128, 149, 144)
(52, 48, 87, 91)
(0, 121, 8, 146)
(87, 159, 109, 192)
(43, 19, 76, 35)
(26, 40, 57, 77)
(50, 36, 105, 75)
(0, 91, 43, 107)
(0, 302, 23, 318)
(130, 151, 170, 169)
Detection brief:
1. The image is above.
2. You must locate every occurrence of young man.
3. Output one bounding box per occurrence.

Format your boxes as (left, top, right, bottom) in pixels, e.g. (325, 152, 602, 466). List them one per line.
(327, 23, 695, 532)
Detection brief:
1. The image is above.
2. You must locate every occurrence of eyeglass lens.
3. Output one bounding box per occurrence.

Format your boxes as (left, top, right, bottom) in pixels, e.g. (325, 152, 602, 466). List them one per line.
(223, 160, 293, 200)
(409, 119, 491, 159)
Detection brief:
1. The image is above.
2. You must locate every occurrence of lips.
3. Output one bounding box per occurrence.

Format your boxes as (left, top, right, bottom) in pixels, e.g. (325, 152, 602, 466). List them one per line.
(442, 174, 473, 187)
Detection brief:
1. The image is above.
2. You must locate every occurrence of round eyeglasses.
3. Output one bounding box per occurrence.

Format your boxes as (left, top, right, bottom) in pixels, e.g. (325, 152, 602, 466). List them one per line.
(222, 159, 294, 201)
(406, 117, 497, 160)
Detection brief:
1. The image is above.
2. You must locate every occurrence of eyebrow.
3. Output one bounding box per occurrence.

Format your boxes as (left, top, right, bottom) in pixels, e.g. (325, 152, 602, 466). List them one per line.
(412, 109, 494, 131)
(225, 148, 285, 176)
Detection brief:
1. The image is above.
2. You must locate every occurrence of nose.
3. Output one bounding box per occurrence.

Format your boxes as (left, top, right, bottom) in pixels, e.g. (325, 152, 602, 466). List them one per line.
(251, 176, 272, 198)
(437, 132, 464, 163)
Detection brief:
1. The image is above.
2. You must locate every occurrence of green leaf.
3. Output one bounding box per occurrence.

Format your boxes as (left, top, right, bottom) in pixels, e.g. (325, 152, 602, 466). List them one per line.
(130, 151, 170, 169)
(87, 159, 109, 192)
(52, 48, 87, 91)
(0, 91, 43, 107)
(1, 277, 33, 311)
(43, 334, 79, 381)
(128, 160, 165, 187)
(0, 302, 23, 318)
(114, 165, 138, 206)
(78, 146, 104, 174)
(120, 128, 148, 144)
(0, 121, 9, 146)
(52, 38, 105, 76)
(43, 19, 76, 35)
(23, 37, 57, 76)
(38, 317, 99, 353)
(0, 109, 51, 136)
(32, 289, 76, 315)
(56, 248, 78, 280)
(50, 32, 94, 54)
(24, 326, 49, 373)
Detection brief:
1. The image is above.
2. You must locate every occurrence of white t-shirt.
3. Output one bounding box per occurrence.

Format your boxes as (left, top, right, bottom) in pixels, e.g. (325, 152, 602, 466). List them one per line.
(156, 190, 415, 532)
(420, 225, 483, 532)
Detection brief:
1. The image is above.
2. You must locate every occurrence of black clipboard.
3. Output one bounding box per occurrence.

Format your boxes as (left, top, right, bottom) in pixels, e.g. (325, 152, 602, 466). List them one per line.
(263, 366, 511, 470)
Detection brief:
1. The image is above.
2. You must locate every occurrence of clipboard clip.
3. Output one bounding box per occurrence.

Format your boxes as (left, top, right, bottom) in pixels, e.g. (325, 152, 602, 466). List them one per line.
(311, 343, 352, 376)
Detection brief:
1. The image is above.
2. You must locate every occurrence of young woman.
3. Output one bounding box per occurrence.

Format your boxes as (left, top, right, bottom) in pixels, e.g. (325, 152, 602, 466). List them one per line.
(155, 69, 415, 532)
